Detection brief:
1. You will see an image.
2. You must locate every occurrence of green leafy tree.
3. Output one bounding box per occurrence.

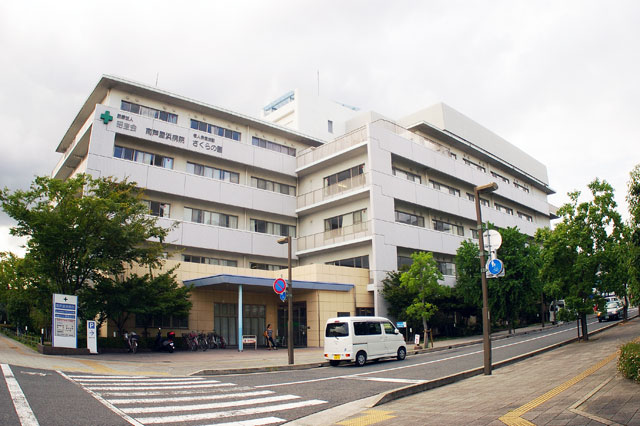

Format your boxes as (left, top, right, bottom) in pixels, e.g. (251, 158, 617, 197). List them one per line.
(381, 267, 421, 333)
(399, 252, 447, 345)
(492, 227, 541, 333)
(0, 174, 170, 319)
(627, 164, 640, 306)
(454, 239, 483, 312)
(537, 179, 624, 340)
(81, 269, 192, 337)
(0, 253, 37, 331)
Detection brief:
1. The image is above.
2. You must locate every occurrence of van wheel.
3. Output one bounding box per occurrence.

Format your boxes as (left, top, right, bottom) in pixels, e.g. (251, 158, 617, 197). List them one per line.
(355, 351, 367, 367)
(329, 360, 341, 366)
(397, 347, 406, 361)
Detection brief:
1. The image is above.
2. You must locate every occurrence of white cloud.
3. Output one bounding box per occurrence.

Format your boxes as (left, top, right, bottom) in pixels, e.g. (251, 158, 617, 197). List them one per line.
(0, 0, 639, 253)
(0, 226, 27, 257)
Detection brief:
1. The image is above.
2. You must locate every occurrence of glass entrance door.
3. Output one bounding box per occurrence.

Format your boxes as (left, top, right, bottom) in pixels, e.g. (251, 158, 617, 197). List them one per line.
(277, 302, 307, 347)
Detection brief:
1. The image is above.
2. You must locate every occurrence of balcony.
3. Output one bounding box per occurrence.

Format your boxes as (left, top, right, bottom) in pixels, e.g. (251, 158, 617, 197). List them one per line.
(297, 126, 368, 170)
(297, 173, 369, 212)
(296, 221, 372, 254)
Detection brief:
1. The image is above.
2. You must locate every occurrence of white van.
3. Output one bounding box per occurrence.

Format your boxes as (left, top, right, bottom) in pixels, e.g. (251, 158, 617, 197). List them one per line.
(323, 316, 407, 367)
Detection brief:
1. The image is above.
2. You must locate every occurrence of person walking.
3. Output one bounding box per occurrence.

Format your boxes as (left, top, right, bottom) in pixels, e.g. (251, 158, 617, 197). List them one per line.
(265, 324, 277, 350)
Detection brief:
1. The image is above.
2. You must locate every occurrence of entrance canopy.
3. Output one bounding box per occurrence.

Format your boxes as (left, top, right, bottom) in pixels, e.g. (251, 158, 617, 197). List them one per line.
(184, 274, 354, 292)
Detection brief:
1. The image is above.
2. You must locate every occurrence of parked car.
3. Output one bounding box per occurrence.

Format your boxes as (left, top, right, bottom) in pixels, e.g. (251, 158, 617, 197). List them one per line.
(597, 301, 622, 322)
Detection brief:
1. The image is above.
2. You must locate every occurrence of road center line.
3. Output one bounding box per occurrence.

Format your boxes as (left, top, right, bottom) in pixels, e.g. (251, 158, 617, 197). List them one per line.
(1, 364, 40, 426)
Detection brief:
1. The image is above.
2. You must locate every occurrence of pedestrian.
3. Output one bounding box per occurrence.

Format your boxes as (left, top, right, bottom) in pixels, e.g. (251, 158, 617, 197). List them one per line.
(265, 324, 277, 350)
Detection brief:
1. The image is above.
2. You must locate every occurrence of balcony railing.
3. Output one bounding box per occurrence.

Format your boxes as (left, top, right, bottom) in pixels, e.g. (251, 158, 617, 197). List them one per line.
(297, 173, 368, 210)
(375, 119, 451, 156)
(297, 221, 371, 252)
(297, 126, 368, 169)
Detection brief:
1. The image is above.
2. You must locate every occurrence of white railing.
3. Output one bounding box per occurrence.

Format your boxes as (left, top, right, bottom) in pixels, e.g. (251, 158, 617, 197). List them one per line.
(297, 221, 371, 252)
(297, 126, 368, 169)
(296, 173, 368, 210)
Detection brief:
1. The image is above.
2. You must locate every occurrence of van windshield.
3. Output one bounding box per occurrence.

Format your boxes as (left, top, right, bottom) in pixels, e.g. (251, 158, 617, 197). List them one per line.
(326, 322, 349, 337)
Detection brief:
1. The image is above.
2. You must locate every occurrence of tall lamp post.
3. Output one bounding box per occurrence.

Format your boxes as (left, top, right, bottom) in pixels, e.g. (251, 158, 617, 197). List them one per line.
(277, 236, 294, 365)
(474, 182, 498, 375)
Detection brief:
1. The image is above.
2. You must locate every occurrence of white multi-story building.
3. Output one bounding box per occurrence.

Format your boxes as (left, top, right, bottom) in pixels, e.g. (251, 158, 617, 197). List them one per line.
(53, 75, 555, 347)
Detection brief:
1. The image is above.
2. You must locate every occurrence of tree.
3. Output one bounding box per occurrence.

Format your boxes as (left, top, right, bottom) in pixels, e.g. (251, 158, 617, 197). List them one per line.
(399, 252, 447, 345)
(81, 269, 192, 337)
(492, 227, 541, 333)
(537, 179, 624, 340)
(457, 228, 542, 333)
(627, 164, 640, 306)
(0, 174, 170, 319)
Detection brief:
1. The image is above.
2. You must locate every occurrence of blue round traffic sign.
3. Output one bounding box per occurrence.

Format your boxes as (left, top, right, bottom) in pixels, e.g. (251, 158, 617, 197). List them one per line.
(273, 278, 287, 294)
(487, 259, 504, 275)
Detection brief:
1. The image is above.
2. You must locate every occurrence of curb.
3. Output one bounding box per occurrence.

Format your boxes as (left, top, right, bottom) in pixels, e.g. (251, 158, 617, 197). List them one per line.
(370, 315, 638, 407)
(196, 362, 328, 376)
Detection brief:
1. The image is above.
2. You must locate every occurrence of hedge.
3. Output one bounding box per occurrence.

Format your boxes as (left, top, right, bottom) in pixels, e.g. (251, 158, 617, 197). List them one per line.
(617, 340, 640, 383)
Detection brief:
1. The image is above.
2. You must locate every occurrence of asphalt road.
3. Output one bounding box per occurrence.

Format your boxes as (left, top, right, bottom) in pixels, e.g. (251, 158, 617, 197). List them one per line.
(1, 311, 636, 426)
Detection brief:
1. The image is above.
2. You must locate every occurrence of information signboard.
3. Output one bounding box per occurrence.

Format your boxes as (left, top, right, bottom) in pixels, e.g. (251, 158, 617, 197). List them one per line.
(87, 320, 98, 354)
(52, 293, 77, 349)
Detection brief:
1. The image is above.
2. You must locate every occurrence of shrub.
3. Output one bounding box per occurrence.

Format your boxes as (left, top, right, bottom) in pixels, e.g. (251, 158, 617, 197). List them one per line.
(617, 341, 640, 383)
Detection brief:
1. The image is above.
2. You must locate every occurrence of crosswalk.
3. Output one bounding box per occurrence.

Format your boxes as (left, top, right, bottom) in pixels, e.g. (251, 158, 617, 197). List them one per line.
(59, 373, 327, 425)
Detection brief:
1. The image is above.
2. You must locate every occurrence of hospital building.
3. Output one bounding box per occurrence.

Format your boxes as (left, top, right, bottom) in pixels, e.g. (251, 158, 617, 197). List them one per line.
(53, 75, 555, 347)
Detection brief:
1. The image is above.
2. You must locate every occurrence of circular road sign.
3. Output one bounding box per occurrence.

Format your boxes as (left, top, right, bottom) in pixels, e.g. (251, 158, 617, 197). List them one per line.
(483, 229, 502, 251)
(273, 278, 287, 294)
(487, 258, 504, 275)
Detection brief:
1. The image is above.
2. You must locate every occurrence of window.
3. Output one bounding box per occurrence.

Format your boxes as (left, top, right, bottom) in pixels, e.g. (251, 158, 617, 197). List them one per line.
(437, 261, 456, 276)
(324, 209, 367, 232)
(514, 182, 530, 193)
(395, 211, 425, 227)
(250, 263, 287, 271)
(450, 152, 457, 160)
(470, 229, 479, 239)
(191, 119, 241, 141)
(251, 136, 295, 156)
(491, 171, 510, 184)
(468, 194, 490, 207)
(467, 193, 475, 202)
(184, 207, 238, 228)
(397, 256, 413, 268)
(464, 158, 486, 172)
(328, 120, 333, 133)
(518, 211, 533, 222)
(392, 167, 421, 184)
(121, 100, 177, 124)
(186, 161, 239, 184)
(356, 307, 374, 316)
(182, 255, 237, 267)
(495, 203, 514, 215)
(354, 321, 381, 336)
(114, 145, 174, 169)
(382, 321, 396, 334)
(135, 313, 188, 329)
(433, 219, 464, 236)
(430, 180, 460, 197)
(143, 200, 170, 218)
(324, 164, 364, 187)
(326, 322, 349, 337)
(250, 219, 296, 237)
(251, 177, 296, 196)
(326, 255, 369, 269)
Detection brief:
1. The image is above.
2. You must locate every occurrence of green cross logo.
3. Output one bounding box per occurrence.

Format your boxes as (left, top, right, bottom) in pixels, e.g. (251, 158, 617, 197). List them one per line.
(100, 111, 113, 124)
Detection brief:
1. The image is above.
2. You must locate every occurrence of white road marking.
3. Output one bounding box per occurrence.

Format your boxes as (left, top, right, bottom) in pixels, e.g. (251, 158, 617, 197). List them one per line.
(20, 371, 47, 377)
(137, 399, 327, 424)
(200, 417, 285, 426)
(122, 394, 301, 414)
(1, 364, 40, 426)
(345, 377, 426, 384)
(97, 385, 243, 397)
(70, 377, 211, 383)
(108, 389, 274, 404)
(82, 379, 221, 386)
(58, 370, 144, 426)
(86, 382, 232, 391)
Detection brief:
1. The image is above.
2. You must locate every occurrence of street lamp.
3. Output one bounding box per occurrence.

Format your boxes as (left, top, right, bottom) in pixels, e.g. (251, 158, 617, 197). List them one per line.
(474, 182, 498, 375)
(277, 235, 294, 365)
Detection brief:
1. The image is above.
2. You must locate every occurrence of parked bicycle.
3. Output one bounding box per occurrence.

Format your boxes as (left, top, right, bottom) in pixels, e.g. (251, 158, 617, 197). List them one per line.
(123, 330, 139, 354)
(198, 331, 208, 351)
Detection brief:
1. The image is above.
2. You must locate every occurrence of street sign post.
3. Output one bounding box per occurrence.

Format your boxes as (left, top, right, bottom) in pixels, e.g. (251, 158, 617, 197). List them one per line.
(483, 229, 502, 252)
(273, 278, 287, 295)
(87, 320, 98, 354)
(52, 293, 77, 349)
(486, 258, 505, 278)
(279, 292, 287, 302)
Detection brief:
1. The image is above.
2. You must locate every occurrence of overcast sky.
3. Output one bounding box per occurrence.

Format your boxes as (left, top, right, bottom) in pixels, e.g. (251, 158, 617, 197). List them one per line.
(1, 0, 639, 256)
